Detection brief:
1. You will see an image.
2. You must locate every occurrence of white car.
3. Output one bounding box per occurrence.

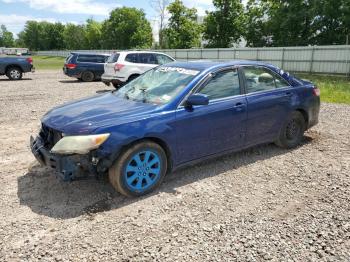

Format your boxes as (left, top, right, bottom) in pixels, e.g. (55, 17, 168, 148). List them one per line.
(102, 51, 175, 88)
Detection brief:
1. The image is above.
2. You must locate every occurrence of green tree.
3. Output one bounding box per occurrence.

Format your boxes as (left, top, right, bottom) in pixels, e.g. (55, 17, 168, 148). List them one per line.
(40, 22, 65, 50)
(268, 0, 314, 46)
(203, 0, 245, 48)
(102, 7, 153, 49)
(20, 21, 41, 50)
(19, 21, 65, 50)
(311, 0, 350, 45)
(163, 0, 202, 49)
(0, 25, 15, 47)
(244, 0, 272, 47)
(63, 23, 87, 50)
(15, 31, 26, 47)
(85, 18, 102, 49)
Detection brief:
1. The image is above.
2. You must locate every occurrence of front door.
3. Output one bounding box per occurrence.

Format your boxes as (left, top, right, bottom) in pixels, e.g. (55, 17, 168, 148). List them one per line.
(175, 68, 247, 164)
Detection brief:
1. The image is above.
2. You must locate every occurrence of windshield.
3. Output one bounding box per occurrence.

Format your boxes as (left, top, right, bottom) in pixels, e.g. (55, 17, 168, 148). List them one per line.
(115, 66, 200, 105)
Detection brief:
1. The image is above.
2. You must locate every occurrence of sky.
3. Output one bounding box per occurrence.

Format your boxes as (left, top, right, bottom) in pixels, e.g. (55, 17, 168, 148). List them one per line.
(0, 0, 215, 38)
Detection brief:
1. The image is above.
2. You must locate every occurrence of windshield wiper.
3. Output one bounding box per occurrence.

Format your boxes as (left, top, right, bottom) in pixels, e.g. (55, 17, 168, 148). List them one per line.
(139, 87, 149, 103)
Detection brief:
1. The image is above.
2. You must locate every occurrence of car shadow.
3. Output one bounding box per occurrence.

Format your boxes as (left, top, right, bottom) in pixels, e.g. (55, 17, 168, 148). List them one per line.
(0, 78, 32, 81)
(59, 80, 82, 83)
(96, 89, 112, 94)
(59, 80, 103, 84)
(17, 135, 315, 219)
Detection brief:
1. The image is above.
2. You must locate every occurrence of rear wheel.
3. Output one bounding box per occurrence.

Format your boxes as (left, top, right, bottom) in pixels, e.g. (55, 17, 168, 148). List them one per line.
(128, 74, 139, 82)
(6, 67, 22, 80)
(109, 141, 167, 197)
(275, 111, 306, 149)
(112, 82, 120, 89)
(81, 71, 94, 82)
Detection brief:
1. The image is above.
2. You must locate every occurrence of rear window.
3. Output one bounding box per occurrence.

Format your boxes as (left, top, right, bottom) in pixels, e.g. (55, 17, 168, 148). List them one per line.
(65, 54, 73, 63)
(77, 55, 107, 63)
(107, 53, 120, 63)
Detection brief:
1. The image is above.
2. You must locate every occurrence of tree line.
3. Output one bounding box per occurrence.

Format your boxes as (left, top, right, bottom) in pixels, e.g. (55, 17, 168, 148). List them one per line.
(2, 0, 349, 50)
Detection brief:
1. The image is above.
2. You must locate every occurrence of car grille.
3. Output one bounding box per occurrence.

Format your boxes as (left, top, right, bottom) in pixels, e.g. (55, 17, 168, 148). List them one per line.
(39, 124, 62, 150)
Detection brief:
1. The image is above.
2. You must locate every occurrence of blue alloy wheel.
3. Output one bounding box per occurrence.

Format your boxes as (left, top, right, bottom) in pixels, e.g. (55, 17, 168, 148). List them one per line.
(125, 150, 161, 191)
(108, 141, 167, 197)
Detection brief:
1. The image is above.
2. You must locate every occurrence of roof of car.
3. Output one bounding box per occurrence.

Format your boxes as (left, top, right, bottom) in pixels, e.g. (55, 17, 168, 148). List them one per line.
(71, 52, 110, 56)
(165, 60, 278, 71)
(118, 51, 171, 55)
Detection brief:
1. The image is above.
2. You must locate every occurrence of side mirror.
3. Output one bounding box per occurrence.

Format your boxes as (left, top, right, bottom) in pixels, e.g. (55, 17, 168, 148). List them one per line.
(185, 93, 209, 107)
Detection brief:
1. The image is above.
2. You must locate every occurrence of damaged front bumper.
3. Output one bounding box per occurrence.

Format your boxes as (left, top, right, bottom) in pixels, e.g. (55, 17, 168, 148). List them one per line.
(30, 135, 97, 181)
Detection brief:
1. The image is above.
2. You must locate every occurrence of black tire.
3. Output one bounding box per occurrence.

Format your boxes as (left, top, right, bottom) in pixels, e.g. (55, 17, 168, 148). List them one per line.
(109, 141, 167, 197)
(6, 67, 23, 80)
(128, 74, 139, 82)
(81, 71, 94, 82)
(112, 82, 120, 89)
(275, 111, 306, 149)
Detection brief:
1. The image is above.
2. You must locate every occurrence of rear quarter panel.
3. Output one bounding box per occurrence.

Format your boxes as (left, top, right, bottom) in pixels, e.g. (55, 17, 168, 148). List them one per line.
(292, 84, 320, 128)
(0, 57, 31, 74)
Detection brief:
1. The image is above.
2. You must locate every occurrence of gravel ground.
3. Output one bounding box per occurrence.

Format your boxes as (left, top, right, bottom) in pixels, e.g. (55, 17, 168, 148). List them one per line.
(0, 71, 349, 261)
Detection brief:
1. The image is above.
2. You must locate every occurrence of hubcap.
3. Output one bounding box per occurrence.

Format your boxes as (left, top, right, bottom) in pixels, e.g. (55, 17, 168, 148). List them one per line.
(125, 150, 161, 192)
(286, 119, 300, 140)
(10, 70, 20, 79)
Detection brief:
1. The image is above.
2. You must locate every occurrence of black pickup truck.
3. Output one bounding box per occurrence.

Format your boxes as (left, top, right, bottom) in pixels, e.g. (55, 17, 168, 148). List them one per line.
(0, 56, 35, 80)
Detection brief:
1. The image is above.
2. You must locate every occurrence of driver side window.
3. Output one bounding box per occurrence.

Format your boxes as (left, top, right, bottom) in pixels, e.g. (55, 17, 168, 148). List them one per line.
(198, 69, 241, 100)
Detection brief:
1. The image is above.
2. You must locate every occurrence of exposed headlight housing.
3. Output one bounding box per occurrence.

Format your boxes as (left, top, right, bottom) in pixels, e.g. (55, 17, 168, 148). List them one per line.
(51, 133, 110, 155)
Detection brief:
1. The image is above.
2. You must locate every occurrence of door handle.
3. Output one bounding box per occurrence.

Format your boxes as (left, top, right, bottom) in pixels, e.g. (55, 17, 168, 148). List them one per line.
(234, 102, 244, 108)
(285, 91, 293, 97)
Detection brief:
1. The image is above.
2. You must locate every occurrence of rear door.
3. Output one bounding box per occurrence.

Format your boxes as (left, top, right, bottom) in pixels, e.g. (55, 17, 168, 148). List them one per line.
(76, 54, 96, 72)
(137, 53, 158, 72)
(242, 66, 294, 146)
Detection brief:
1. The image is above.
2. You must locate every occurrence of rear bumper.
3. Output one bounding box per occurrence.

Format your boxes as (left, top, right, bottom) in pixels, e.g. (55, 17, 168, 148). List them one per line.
(30, 135, 91, 181)
(307, 97, 320, 129)
(63, 68, 81, 78)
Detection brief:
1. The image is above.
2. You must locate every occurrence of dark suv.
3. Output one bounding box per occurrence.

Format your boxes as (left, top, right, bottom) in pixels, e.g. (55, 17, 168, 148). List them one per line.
(63, 52, 110, 82)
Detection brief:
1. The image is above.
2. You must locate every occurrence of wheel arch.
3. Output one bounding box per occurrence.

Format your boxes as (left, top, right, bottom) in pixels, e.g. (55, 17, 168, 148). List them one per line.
(5, 64, 23, 73)
(128, 73, 140, 81)
(119, 136, 173, 173)
(295, 108, 309, 127)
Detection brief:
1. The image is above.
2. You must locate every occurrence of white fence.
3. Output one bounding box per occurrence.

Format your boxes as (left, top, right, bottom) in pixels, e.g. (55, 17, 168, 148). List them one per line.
(37, 45, 350, 76)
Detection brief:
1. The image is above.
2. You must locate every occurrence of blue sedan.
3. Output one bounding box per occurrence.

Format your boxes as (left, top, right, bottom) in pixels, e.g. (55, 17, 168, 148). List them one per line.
(30, 61, 320, 196)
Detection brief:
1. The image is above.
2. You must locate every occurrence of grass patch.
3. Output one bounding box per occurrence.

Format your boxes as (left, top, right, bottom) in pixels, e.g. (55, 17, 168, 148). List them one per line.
(296, 74, 350, 105)
(32, 55, 65, 70)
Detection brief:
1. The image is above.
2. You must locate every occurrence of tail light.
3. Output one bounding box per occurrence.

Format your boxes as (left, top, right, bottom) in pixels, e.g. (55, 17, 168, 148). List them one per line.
(66, 63, 77, 69)
(114, 63, 124, 71)
(312, 86, 320, 96)
(26, 57, 33, 65)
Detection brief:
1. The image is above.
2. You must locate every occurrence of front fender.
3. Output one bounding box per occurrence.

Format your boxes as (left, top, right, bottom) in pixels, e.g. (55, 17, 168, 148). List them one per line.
(94, 110, 177, 170)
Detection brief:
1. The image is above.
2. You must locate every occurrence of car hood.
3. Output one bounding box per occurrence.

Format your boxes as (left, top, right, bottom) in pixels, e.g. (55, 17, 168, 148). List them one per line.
(42, 92, 159, 134)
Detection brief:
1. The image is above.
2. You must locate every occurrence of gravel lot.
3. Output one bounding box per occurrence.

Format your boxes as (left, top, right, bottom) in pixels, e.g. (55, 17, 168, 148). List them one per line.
(0, 70, 349, 261)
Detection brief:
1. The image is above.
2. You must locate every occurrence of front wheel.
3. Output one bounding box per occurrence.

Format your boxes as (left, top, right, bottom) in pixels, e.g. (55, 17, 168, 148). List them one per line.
(109, 141, 167, 197)
(6, 67, 22, 80)
(275, 111, 306, 149)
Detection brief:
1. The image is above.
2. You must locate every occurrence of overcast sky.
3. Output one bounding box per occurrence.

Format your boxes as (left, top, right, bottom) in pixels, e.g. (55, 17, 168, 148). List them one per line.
(0, 0, 215, 37)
